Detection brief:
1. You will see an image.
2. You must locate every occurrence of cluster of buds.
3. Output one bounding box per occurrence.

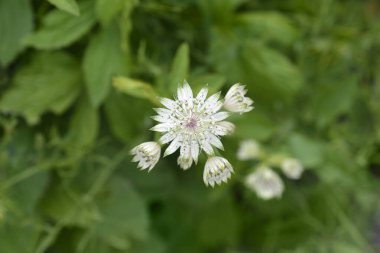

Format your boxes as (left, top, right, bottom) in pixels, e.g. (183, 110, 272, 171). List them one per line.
(237, 139, 304, 200)
(131, 81, 253, 187)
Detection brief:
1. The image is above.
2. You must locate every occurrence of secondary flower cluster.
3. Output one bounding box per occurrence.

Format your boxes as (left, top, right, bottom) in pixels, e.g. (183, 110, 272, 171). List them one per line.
(131, 82, 254, 187)
(237, 139, 304, 200)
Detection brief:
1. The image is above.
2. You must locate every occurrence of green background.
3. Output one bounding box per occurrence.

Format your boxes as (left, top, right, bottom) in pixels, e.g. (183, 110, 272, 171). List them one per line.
(0, 0, 380, 252)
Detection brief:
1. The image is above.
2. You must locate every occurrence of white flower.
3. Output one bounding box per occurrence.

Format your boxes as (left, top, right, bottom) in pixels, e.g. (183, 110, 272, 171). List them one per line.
(223, 83, 254, 113)
(131, 142, 161, 171)
(151, 81, 234, 164)
(281, 158, 303, 179)
(237, 139, 261, 160)
(203, 156, 234, 187)
(245, 166, 284, 200)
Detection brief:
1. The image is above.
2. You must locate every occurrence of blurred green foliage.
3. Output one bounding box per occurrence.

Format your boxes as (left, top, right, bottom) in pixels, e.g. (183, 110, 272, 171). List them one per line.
(0, 0, 380, 252)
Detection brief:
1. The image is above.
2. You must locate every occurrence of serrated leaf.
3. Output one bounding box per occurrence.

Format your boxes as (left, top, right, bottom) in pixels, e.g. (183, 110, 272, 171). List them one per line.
(103, 91, 150, 143)
(40, 180, 99, 227)
(189, 73, 226, 94)
(66, 95, 99, 151)
(210, 33, 303, 103)
(242, 43, 303, 99)
(241, 43, 303, 99)
(233, 110, 276, 142)
(236, 11, 299, 45)
(113, 76, 159, 105)
(83, 23, 129, 107)
(9, 172, 49, 216)
(0, 52, 81, 125)
(25, 0, 96, 50)
(166, 43, 189, 95)
(312, 76, 358, 128)
(95, 0, 131, 26)
(198, 0, 244, 26)
(47, 0, 80, 16)
(288, 134, 325, 168)
(127, 234, 166, 253)
(0, 0, 33, 66)
(93, 177, 149, 249)
(0, 216, 40, 253)
(198, 197, 239, 248)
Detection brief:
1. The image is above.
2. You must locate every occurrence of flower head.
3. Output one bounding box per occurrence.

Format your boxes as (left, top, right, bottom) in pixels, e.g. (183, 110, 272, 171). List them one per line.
(281, 158, 304, 179)
(151, 82, 234, 163)
(203, 156, 234, 187)
(237, 139, 261, 160)
(131, 81, 253, 186)
(131, 142, 161, 171)
(245, 166, 284, 200)
(224, 83, 254, 113)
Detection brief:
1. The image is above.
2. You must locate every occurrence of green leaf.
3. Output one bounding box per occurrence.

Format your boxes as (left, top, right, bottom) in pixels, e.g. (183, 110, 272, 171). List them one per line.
(288, 134, 325, 168)
(210, 32, 303, 104)
(0, 0, 33, 66)
(40, 180, 99, 227)
(83, 23, 129, 107)
(47, 0, 80, 16)
(95, 0, 131, 26)
(236, 11, 299, 45)
(242, 43, 303, 100)
(198, 197, 239, 249)
(166, 43, 189, 95)
(103, 91, 150, 143)
(93, 177, 149, 249)
(0, 52, 81, 125)
(25, 0, 96, 50)
(127, 234, 166, 253)
(0, 216, 40, 253)
(312, 76, 358, 128)
(9, 172, 49, 216)
(113, 76, 160, 105)
(198, 0, 244, 26)
(66, 95, 99, 151)
(233, 110, 276, 142)
(189, 73, 226, 94)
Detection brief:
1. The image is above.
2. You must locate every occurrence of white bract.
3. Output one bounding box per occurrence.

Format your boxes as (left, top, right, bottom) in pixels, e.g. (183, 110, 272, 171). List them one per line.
(224, 83, 254, 113)
(130, 142, 161, 171)
(131, 81, 253, 186)
(177, 154, 193, 170)
(245, 166, 284, 200)
(281, 158, 304, 179)
(237, 139, 261, 160)
(203, 156, 234, 187)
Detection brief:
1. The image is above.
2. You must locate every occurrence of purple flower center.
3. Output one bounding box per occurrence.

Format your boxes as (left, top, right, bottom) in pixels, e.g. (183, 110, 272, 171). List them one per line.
(185, 117, 198, 129)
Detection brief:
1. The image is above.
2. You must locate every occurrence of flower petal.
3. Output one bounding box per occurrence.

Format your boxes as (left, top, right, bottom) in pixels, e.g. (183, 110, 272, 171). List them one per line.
(210, 111, 229, 122)
(207, 132, 224, 150)
(164, 135, 182, 156)
(160, 98, 177, 109)
(211, 121, 235, 136)
(150, 123, 172, 132)
(190, 138, 199, 163)
(159, 132, 176, 144)
(196, 87, 208, 102)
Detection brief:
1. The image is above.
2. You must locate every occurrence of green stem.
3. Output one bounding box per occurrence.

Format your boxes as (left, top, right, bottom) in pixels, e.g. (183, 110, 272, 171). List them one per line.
(34, 146, 131, 253)
(0, 162, 53, 191)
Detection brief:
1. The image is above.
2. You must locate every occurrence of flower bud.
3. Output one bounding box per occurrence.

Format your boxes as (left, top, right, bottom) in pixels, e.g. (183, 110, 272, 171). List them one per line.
(245, 166, 284, 200)
(203, 156, 234, 187)
(237, 139, 261, 160)
(224, 83, 254, 113)
(281, 158, 303, 179)
(131, 142, 161, 171)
